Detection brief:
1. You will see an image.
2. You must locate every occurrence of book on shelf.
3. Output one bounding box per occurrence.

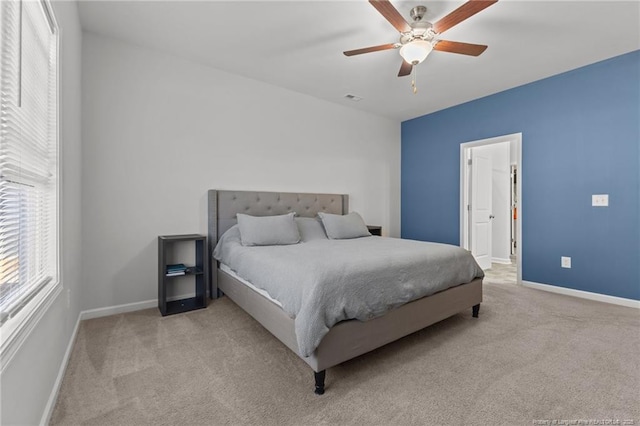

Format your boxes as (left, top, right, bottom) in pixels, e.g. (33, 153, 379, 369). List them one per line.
(166, 263, 188, 276)
(166, 263, 186, 271)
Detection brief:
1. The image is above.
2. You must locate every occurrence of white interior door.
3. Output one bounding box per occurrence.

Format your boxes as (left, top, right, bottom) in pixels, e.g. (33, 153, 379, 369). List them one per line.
(470, 150, 493, 270)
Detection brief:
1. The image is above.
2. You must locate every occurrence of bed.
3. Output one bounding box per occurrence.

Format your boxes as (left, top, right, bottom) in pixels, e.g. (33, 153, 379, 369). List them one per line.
(207, 189, 483, 394)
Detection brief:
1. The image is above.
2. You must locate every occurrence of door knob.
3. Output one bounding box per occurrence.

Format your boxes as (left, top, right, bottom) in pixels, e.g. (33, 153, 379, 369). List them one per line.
(489, 215, 495, 219)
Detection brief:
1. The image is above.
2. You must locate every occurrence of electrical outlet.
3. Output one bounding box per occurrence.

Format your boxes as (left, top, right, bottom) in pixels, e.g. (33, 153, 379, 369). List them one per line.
(592, 194, 609, 207)
(561, 256, 571, 269)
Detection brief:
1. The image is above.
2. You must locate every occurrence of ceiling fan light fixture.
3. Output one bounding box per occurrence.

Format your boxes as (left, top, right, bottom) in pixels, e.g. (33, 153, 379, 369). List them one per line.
(399, 40, 433, 65)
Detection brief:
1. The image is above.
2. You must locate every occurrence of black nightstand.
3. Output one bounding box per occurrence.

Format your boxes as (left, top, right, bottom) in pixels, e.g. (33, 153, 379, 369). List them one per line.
(367, 225, 382, 236)
(158, 234, 208, 316)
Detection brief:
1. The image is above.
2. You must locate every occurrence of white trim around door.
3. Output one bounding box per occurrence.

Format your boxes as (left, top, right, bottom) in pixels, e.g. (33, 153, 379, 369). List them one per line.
(460, 133, 523, 284)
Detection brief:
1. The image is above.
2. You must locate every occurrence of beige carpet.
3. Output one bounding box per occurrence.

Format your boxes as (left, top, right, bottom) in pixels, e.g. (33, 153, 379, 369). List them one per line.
(50, 278, 639, 425)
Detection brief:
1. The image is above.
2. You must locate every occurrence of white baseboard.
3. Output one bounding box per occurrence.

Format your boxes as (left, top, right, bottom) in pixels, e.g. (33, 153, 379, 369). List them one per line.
(491, 257, 513, 265)
(80, 293, 196, 320)
(40, 312, 81, 426)
(80, 299, 157, 321)
(522, 280, 640, 309)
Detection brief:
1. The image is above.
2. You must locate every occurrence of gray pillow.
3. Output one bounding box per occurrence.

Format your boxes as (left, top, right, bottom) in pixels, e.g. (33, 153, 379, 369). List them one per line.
(295, 217, 328, 242)
(317, 212, 371, 240)
(212, 225, 241, 262)
(236, 212, 301, 246)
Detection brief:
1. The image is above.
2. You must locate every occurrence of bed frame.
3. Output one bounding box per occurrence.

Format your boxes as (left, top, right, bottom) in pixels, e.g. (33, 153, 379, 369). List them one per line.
(207, 190, 482, 394)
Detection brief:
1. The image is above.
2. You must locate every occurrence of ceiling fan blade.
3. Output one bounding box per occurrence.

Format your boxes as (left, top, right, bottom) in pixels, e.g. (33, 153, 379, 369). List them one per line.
(343, 43, 397, 57)
(369, 0, 411, 33)
(434, 40, 488, 56)
(398, 60, 412, 77)
(433, 0, 497, 34)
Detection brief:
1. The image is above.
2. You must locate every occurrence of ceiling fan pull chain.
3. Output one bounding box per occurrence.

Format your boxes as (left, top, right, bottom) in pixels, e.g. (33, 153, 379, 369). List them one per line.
(411, 66, 418, 94)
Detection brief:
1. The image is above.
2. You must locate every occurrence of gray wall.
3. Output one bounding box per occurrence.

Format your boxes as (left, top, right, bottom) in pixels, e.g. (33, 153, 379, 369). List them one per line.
(0, 1, 83, 424)
(80, 32, 401, 310)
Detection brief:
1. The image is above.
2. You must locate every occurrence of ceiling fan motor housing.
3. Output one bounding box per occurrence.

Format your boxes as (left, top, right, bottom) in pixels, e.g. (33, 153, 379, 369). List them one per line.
(397, 5, 435, 45)
(400, 21, 435, 45)
(410, 6, 427, 22)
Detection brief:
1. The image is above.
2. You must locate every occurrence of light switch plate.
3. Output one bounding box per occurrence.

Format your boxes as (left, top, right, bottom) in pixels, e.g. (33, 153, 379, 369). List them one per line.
(561, 256, 571, 268)
(592, 194, 609, 207)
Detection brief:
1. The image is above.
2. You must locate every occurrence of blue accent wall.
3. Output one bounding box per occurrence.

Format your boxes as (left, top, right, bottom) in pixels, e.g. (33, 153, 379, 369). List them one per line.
(401, 50, 640, 300)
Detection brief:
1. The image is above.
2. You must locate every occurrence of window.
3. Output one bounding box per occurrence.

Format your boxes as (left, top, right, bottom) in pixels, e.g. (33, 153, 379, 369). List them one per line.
(0, 0, 58, 346)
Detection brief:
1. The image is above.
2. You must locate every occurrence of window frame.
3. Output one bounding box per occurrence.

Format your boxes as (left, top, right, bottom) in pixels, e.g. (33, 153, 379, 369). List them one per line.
(0, 0, 61, 371)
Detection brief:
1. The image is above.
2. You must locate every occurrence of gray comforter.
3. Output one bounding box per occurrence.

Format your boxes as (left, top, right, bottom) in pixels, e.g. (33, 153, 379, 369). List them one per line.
(213, 227, 483, 357)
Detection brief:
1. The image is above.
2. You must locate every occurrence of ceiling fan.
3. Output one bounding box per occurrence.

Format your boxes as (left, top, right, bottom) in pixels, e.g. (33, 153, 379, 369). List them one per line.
(344, 0, 498, 93)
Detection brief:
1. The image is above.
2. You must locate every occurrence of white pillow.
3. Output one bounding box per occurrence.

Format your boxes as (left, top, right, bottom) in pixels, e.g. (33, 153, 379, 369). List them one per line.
(295, 217, 328, 242)
(236, 212, 300, 246)
(317, 212, 371, 240)
(212, 225, 241, 263)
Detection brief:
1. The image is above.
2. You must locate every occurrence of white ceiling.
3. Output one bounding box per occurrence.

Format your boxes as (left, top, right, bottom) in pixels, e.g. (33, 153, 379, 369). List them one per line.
(78, 0, 640, 121)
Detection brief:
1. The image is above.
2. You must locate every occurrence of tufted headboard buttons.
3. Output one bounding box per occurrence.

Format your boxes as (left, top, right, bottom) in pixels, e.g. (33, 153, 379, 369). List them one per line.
(215, 190, 347, 237)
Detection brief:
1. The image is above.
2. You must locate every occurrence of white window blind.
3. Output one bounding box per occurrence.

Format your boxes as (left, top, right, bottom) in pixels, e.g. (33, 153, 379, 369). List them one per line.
(0, 0, 58, 325)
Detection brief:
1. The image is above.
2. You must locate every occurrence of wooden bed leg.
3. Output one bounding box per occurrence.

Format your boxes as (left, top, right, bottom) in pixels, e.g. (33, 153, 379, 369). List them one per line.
(472, 304, 480, 318)
(314, 370, 326, 395)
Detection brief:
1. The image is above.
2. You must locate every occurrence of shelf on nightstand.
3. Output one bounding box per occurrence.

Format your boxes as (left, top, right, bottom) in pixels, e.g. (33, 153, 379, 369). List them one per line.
(165, 297, 206, 315)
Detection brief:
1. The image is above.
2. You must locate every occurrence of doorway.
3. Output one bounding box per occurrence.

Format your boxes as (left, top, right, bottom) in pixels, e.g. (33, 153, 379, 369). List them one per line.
(460, 133, 522, 284)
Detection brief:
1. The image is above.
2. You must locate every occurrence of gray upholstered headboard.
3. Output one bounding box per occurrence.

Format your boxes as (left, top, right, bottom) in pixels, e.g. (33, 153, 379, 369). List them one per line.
(207, 190, 348, 298)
